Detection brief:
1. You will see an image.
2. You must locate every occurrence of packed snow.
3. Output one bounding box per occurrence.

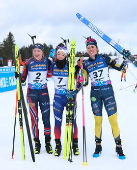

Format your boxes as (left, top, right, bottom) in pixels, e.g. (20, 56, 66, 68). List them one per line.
(0, 62, 137, 170)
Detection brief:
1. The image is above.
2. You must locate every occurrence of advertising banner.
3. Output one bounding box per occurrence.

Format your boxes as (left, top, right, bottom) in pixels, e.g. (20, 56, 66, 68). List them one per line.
(0, 67, 16, 93)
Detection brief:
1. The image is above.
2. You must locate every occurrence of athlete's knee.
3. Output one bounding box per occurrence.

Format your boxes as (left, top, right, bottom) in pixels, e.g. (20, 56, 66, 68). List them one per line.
(91, 101, 102, 117)
(29, 109, 38, 124)
(108, 113, 119, 126)
(54, 115, 62, 127)
(94, 116, 102, 126)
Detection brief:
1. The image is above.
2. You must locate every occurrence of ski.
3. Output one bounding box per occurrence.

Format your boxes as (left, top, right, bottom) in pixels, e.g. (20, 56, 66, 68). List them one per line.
(14, 44, 35, 162)
(14, 45, 26, 160)
(11, 90, 18, 159)
(63, 39, 76, 162)
(20, 82, 35, 162)
(76, 13, 131, 58)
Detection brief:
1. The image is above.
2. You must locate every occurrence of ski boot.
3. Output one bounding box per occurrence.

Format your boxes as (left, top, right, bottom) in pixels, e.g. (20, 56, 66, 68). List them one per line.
(34, 138, 41, 154)
(115, 140, 126, 159)
(45, 137, 53, 154)
(72, 138, 80, 156)
(93, 139, 102, 158)
(54, 139, 62, 157)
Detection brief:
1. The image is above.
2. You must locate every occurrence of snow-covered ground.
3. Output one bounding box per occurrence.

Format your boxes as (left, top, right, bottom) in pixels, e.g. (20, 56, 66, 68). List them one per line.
(0, 62, 137, 170)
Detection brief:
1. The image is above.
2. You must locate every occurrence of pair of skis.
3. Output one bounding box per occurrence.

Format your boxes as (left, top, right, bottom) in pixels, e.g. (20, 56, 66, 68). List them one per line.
(63, 39, 76, 162)
(63, 40, 88, 165)
(11, 45, 35, 162)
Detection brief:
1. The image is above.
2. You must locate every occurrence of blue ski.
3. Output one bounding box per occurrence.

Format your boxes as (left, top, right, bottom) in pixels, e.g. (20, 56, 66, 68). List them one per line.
(76, 13, 130, 58)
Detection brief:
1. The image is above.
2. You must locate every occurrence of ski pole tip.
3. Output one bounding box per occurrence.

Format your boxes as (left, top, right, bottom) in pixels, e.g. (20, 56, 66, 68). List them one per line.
(82, 162, 89, 166)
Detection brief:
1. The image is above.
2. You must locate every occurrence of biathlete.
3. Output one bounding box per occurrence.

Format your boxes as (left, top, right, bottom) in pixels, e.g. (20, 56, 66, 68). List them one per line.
(83, 37, 126, 159)
(21, 43, 53, 154)
(51, 43, 82, 156)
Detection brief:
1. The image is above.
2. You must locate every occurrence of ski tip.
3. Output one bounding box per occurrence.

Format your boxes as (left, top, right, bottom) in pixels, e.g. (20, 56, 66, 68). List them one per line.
(76, 13, 81, 19)
(82, 162, 89, 166)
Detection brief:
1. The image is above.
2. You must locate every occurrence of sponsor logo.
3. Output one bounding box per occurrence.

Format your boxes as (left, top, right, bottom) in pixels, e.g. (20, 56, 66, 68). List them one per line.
(0, 76, 16, 88)
(91, 97, 96, 102)
(88, 22, 104, 38)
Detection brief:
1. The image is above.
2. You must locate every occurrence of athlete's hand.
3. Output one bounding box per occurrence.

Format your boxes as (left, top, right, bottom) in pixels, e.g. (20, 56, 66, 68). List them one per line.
(66, 90, 78, 98)
(15, 72, 20, 79)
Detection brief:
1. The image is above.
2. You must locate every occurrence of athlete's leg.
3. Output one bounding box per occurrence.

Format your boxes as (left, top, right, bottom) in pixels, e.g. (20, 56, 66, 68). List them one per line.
(39, 88, 51, 137)
(53, 95, 66, 139)
(27, 88, 39, 139)
(91, 88, 103, 140)
(103, 86, 120, 142)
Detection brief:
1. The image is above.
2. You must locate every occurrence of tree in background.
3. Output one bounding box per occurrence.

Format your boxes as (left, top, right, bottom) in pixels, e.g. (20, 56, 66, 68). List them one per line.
(0, 32, 15, 65)
(0, 32, 54, 65)
(19, 43, 53, 61)
(20, 45, 33, 61)
(43, 43, 53, 57)
(0, 32, 124, 66)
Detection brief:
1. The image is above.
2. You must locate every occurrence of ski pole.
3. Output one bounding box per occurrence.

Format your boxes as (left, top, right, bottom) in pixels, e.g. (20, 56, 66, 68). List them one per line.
(119, 84, 135, 90)
(81, 87, 88, 165)
(27, 34, 36, 45)
(11, 90, 18, 159)
(78, 57, 88, 165)
(128, 68, 137, 81)
(20, 86, 35, 162)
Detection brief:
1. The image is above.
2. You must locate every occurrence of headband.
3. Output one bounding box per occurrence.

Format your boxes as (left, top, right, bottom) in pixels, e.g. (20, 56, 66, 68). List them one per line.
(33, 43, 44, 51)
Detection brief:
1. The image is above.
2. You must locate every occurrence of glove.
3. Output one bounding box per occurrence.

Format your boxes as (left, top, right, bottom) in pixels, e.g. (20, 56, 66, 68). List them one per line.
(21, 82, 26, 86)
(122, 49, 131, 58)
(83, 81, 88, 87)
(49, 49, 56, 58)
(15, 72, 20, 79)
(79, 76, 84, 83)
(66, 89, 78, 98)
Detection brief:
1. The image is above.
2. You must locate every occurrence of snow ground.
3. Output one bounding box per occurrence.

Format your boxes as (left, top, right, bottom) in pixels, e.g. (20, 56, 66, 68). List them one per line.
(0, 62, 137, 170)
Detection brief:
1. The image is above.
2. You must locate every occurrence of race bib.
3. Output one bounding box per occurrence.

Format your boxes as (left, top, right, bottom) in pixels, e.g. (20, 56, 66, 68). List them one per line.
(53, 76, 68, 95)
(89, 67, 110, 86)
(28, 71, 47, 86)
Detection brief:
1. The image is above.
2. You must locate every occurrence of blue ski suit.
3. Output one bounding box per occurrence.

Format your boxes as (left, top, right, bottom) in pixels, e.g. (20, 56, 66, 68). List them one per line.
(51, 62, 79, 139)
(83, 54, 125, 142)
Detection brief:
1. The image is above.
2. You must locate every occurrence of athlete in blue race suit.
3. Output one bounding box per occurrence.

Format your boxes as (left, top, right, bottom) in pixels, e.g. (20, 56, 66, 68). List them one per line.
(83, 37, 126, 159)
(21, 43, 53, 154)
(51, 43, 81, 156)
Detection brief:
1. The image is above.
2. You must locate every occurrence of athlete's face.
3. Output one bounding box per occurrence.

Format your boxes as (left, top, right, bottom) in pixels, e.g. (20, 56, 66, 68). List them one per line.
(56, 51, 66, 60)
(33, 48, 43, 60)
(86, 45, 98, 59)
